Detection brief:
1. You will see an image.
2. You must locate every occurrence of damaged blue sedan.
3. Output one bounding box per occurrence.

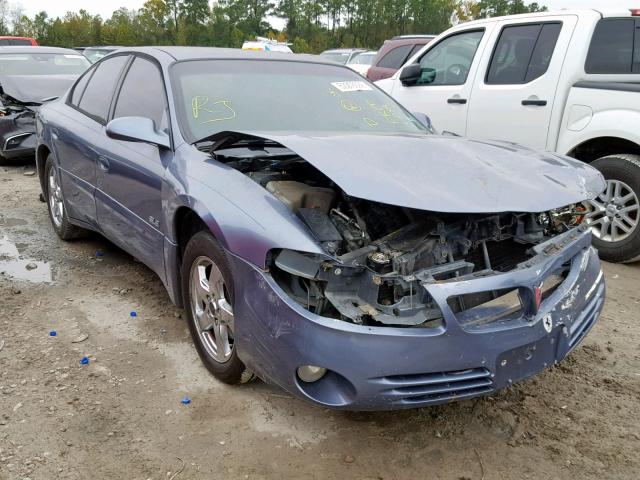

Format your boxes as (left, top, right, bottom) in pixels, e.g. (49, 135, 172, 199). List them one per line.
(35, 47, 606, 410)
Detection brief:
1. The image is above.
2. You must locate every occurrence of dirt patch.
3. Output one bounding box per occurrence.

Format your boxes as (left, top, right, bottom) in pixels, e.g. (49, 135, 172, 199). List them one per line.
(1, 163, 638, 479)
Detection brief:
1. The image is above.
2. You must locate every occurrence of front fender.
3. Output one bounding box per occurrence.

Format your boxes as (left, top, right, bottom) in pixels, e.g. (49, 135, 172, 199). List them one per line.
(164, 146, 324, 269)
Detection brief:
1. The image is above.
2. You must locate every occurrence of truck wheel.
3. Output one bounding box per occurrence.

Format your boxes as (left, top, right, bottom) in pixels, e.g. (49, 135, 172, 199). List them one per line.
(585, 154, 640, 263)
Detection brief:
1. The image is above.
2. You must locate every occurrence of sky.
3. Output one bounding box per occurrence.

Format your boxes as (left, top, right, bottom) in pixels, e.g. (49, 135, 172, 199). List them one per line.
(19, 0, 636, 22)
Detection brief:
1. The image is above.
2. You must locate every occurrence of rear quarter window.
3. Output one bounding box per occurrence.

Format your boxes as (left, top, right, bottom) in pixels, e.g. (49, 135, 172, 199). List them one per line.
(585, 18, 638, 74)
(69, 68, 95, 107)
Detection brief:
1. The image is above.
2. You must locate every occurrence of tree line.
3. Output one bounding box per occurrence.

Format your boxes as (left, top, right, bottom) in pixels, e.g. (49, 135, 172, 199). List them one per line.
(4, 0, 547, 53)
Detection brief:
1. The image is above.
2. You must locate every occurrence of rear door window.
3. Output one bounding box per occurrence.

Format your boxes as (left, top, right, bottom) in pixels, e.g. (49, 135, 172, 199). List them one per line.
(585, 18, 637, 74)
(486, 23, 562, 84)
(77, 55, 129, 124)
(378, 44, 413, 69)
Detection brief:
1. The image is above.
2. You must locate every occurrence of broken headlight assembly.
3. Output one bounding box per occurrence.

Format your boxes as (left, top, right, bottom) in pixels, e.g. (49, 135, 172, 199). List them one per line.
(269, 249, 446, 328)
(540, 204, 586, 232)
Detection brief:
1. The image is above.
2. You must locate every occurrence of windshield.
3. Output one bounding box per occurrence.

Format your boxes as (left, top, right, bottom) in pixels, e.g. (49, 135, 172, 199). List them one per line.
(171, 60, 427, 143)
(0, 39, 33, 46)
(0, 53, 90, 75)
(319, 52, 351, 64)
(349, 53, 376, 65)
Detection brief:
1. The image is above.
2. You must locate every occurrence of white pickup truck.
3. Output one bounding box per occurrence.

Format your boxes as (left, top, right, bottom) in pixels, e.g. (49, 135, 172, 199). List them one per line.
(377, 8, 640, 263)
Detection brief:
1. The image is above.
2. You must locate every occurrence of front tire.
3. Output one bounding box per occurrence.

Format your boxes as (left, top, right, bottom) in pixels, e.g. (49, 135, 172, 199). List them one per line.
(181, 230, 254, 384)
(44, 156, 84, 240)
(585, 154, 640, 263)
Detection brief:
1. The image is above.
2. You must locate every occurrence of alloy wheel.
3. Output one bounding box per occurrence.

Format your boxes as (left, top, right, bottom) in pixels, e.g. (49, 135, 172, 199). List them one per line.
(584, 179, 639, 243)
(48, 166, 64, 228)
(189, 256, 235, 363)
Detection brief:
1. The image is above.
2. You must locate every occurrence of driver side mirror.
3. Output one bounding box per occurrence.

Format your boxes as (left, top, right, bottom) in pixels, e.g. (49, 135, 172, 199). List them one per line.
(400, 64, 437, 86)
(106, 116, 170, 149)
(399, 64, 422, 86)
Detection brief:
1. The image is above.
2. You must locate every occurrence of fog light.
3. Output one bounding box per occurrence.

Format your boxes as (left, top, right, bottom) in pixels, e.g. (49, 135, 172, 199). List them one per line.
(297, 365, 327, 383)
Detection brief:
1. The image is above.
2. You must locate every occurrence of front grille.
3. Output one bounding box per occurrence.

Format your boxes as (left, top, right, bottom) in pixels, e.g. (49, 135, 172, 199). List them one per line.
(448, 262, 571, 331)
(372, 367, 494, 405)
(449, 287, 523, 328)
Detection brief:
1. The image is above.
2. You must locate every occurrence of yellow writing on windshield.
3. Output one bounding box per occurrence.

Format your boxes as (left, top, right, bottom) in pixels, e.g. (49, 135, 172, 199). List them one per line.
(326, 86, 410, 129)
(366, 100, 402, 124)
(341, 99, 362, 112)
(191, 96, 236, 124)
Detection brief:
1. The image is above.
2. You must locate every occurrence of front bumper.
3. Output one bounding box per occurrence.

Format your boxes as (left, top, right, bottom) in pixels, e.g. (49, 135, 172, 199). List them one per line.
(232, 226, 605, 410)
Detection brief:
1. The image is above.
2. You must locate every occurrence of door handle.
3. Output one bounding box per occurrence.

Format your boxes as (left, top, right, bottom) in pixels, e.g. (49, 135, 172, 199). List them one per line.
(522, 99, 547, 106)
(447, 98, 468, 104)
(97, 155, 110, 172)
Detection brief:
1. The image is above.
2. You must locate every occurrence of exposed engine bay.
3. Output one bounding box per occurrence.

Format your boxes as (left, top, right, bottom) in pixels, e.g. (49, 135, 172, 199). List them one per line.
(212, 139, 586, 328)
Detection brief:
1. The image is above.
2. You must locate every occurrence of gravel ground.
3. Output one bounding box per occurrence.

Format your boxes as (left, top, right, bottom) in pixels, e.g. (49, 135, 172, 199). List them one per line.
(1, 162, 639, 480)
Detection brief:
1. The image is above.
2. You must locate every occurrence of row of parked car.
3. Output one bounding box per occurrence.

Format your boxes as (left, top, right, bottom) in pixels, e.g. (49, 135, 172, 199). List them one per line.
(0, 35, 120, 62)
(0, 7, 630, 410)
(320, 34, 436, 81)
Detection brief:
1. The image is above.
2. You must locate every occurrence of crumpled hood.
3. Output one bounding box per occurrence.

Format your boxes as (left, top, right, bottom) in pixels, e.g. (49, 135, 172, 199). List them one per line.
(223, 131, 605, 213)
(0, 74, 79, 104)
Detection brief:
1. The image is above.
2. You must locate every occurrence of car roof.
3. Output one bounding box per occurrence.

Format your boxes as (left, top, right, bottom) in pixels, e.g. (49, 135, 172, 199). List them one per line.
(391, 34, 436, 39)
(320, 48, 367, 54)
(0, 46, 80, 54)
(84, 46, 122, 50)
(114, 46, 340, 65)
(452, 8, 630, 27)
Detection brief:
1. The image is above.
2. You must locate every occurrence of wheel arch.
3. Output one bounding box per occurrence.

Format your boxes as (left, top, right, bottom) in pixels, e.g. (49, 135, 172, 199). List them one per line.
(36, 144, 51, 193)
(167, 202, 228, 308)
(173, 206, 210, 260)
(566, 136, 640, 163)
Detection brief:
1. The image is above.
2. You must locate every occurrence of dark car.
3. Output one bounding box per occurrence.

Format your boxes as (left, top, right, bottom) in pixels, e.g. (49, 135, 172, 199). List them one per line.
(367, 35, 435, 82)
(36, 47, 605, 410)
(0, 47, 90, 164)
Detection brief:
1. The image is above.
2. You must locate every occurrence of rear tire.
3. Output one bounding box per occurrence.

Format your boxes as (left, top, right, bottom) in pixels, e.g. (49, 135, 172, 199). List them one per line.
(44, 155, 85, 240)
(585, 154, 640, 263)
(181, 230, 254, 385)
